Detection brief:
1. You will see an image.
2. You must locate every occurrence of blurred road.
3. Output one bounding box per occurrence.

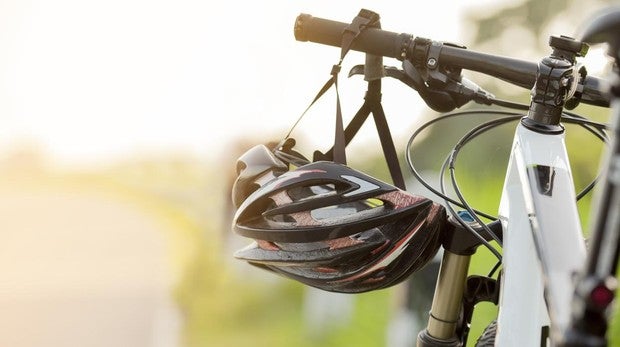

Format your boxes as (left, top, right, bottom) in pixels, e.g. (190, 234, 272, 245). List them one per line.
(0, 182, 181, 347)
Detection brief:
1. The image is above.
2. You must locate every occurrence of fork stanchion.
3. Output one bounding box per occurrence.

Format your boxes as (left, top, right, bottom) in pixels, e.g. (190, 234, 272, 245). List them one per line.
(417, 250, 471, 346)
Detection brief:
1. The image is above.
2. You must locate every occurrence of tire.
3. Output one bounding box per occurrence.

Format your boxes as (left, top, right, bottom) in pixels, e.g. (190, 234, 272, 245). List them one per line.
(475, 319, 497, 347)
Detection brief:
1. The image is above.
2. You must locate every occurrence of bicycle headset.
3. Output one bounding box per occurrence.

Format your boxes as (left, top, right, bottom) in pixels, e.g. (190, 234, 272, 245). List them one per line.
(231, 143, 446, 294)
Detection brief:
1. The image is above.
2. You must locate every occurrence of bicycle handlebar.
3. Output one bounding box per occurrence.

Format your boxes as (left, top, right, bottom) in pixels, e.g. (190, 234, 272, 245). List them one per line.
(294, 13, 610, 108)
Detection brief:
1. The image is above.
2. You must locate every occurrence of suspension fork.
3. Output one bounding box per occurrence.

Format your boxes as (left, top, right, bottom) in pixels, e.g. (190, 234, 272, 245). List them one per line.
(417, 250, 472, 346)
(417, 214, 503, 347)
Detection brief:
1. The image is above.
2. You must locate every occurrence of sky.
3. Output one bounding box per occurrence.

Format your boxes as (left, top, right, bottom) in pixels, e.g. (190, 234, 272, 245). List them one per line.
(0, 0, 611, 167)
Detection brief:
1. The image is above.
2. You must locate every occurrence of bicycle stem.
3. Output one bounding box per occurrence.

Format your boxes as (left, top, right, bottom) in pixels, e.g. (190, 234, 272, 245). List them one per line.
(523, 36, 588, 133)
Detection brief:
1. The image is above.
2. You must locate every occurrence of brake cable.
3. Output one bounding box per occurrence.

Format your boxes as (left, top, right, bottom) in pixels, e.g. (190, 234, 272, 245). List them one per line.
(406, 100, 610, 261)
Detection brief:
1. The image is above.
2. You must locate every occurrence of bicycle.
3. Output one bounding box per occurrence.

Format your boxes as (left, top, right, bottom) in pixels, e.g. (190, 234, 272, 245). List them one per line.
(229, 6, 619, 347)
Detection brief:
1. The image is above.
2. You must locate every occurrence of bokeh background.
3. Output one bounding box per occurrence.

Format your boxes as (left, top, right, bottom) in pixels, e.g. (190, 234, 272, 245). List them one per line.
(0, 0, 618, 346)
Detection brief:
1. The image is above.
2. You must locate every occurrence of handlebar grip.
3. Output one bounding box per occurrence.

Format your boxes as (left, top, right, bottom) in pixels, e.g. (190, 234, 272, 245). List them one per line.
(294, 13, 412, 60)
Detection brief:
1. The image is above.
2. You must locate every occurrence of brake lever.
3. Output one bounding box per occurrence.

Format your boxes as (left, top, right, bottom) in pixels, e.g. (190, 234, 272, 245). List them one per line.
(348, 61, 495, 113)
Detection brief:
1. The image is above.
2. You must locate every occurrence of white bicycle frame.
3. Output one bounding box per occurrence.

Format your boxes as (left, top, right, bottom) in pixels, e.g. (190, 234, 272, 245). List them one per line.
(496, 122, 588, 346)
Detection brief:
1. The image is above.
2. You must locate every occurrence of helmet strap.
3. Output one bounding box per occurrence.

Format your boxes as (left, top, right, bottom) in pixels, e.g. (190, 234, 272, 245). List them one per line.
(283, 9, 381, 165)
(315, 78, 406, 190)
(280, 10, 406, 189)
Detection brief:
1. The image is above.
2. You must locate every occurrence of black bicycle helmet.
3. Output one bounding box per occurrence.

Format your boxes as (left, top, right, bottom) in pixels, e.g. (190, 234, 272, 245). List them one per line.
(231, 156, 446, 294)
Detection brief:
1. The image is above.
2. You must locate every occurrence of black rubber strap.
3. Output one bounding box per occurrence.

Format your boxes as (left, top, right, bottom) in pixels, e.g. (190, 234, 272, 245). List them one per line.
(339, 9, 380, 61)
(284, 9, 380, 165)
(314, 101, 371, 162)
(332, 10, 380, 165)
(283, 76, 334, 140)
(307, 11, 406, 189)
(370, 92, 406, 190)
(332, 64, 347, 165)
(318, 79, 406, 190)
